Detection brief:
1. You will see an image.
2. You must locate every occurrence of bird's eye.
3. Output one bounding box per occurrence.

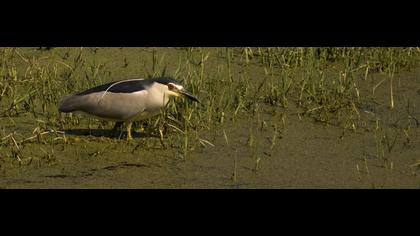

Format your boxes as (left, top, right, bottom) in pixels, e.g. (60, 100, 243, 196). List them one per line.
(168, 83, 176, 90)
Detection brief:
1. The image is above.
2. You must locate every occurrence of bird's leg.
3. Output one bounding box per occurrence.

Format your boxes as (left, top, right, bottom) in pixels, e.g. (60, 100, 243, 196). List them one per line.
(126, 121, 133, 141)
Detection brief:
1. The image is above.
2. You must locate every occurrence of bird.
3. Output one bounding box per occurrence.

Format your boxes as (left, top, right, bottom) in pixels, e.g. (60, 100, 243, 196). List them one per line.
(58, 77, 199, 140)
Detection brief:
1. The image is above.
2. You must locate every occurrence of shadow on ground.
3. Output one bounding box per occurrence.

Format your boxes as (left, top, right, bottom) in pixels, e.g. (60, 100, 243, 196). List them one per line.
(63, 128, 157, 139)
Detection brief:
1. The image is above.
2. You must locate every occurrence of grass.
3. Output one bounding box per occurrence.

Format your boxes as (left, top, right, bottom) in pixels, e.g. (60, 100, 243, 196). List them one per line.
(0, 47, 419, 172)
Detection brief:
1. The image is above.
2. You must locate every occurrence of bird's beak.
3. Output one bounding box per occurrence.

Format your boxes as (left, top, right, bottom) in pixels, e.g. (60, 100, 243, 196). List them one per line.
(179, 89, 200, 103)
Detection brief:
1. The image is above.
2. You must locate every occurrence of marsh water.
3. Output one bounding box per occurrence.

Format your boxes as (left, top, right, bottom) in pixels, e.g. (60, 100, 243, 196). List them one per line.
(0, 47, 419, 188)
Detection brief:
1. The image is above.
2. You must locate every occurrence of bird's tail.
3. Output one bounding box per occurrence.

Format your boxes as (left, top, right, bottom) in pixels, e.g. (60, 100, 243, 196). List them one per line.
(58, 95, 80, 113)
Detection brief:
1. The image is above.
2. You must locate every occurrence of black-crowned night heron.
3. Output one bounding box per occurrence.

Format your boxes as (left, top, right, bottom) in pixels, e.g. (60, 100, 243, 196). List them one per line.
(59, 77, 199, 140)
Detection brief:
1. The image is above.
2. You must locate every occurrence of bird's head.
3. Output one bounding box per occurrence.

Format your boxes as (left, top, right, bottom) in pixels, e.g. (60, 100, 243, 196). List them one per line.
(155, 77, 200, 103)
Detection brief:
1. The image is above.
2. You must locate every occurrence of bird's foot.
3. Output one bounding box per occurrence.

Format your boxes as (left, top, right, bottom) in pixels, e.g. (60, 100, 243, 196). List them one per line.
(127, 133, 133, 141)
